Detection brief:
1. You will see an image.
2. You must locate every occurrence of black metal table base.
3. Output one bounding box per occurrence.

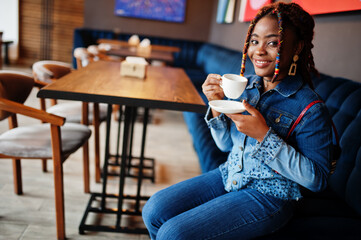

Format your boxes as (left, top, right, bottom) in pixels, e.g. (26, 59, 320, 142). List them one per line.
(79, 193, 149, 235)
(79, 105, 153, 235)
(106, 154, 155, 183)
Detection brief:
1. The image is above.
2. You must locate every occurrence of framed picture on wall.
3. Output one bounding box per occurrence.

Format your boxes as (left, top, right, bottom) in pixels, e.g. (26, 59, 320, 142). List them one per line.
(292, 0, 361, 15)
(216, 0, 236, 24)
(239, 0, 272, 22)
(114, 0, 187, 23)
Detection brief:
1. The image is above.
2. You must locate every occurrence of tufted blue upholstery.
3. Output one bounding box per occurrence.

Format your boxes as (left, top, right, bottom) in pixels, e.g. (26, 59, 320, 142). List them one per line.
(73, 28, 115, 68)
(73, 29, 361, 237)
(313, 74, 361, 216)
(73, 28, 204, 69)
(184, 43, 255, 91)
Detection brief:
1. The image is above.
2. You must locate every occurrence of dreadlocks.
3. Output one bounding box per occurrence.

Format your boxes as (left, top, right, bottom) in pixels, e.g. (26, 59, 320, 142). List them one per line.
(240, 2, 318, 88)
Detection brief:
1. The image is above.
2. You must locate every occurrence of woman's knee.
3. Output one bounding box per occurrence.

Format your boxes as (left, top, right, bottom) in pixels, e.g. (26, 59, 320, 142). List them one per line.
(142, 189, 172, 227)
(157, 218, 193, 240)
(142, 192, 161, 225)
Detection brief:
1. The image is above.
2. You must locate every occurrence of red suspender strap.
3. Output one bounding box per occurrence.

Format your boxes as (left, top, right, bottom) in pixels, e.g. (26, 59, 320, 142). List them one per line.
(285, 100, 323, 140)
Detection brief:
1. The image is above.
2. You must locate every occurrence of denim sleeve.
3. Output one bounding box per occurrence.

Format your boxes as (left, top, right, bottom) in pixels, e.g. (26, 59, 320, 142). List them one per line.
(251, 103, 332, 192)
(204, 107, 233, 152)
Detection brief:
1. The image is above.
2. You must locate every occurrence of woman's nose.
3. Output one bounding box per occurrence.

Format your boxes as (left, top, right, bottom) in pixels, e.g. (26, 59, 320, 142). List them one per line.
(255, 44, 267, 55)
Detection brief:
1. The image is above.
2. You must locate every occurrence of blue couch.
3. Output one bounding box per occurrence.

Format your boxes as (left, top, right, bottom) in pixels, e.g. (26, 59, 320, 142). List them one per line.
(184, 45, 361, 239)
(74, 28, 361, 238)
(185, 47, 361, 239)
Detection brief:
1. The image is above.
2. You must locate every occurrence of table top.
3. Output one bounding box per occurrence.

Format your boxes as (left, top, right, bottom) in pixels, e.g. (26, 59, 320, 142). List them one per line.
(98, 39, 181, 53)
(105, 47, 174, 63)
(37, 61, 207, 113)
(0, 40, 13, 44)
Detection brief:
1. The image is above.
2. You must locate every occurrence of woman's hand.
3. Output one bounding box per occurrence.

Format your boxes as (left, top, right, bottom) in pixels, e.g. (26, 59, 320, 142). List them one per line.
(202, 74, 225, 117)
(226, 100, 269, 142)
(202, 74, 224, 102)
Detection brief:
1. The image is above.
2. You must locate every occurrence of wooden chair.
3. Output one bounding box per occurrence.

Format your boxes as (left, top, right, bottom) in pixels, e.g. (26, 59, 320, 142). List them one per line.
(0, 70, 91, 240)
(32, 60, 108, 184)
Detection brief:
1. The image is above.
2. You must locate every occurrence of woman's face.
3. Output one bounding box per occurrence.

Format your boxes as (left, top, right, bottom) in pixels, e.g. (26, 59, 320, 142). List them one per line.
(248, 15, 300, 81)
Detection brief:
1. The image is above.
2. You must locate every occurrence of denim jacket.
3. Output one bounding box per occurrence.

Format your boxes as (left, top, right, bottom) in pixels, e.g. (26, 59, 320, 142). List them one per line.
(205, 74, 333, 200)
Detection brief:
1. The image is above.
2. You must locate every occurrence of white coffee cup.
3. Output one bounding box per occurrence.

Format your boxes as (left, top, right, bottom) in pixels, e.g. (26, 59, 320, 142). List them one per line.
(220, 74, 248, 99)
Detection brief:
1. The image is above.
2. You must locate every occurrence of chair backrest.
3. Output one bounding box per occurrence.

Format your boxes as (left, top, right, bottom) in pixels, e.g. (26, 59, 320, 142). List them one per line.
(32, 60, 72, 82)
(0, 70, 34, 120)
(313, 74, 361, 216)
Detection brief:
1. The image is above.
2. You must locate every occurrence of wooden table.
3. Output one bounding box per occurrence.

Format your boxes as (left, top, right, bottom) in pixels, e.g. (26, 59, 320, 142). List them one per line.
(98, 38, 181, 53)
(0, 40, 14, 68)
(37, 60, 206, 237)
(97, 39, 180, 64)
(104, 47, 174, 64)
(38, 61, 205, 111)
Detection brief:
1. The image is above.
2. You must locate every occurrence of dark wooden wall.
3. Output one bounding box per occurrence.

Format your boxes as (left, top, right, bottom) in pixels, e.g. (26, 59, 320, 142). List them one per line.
(19, 0, 84, 65)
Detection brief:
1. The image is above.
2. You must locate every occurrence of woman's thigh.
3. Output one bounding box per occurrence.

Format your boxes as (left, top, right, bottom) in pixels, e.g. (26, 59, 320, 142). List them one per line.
(142, 169, 226, 228)
(157, 188, 294, 240)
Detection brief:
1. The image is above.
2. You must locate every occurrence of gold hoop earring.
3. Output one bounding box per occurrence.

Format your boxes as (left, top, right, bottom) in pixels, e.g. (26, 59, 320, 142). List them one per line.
(288, 55, 299, 76)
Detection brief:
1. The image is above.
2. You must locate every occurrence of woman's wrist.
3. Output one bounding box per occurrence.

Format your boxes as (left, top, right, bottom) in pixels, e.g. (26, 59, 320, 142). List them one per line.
(256, 127, 270, 143)
(211, 109, 221, 118)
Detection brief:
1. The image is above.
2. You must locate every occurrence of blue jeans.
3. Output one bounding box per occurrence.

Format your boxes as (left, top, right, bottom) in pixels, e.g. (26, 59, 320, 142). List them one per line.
(142, 169, 294, 240)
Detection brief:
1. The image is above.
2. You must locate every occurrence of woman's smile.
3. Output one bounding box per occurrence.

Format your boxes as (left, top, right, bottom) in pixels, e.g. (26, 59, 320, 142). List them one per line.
(253, 59, 273, 68)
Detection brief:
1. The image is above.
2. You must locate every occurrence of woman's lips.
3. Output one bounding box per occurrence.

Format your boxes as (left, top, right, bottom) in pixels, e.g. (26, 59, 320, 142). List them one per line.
(254, 59, 272, 68)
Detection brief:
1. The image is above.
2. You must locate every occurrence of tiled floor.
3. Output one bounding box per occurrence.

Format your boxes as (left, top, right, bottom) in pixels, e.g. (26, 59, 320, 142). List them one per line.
(0, 65, 201, 239)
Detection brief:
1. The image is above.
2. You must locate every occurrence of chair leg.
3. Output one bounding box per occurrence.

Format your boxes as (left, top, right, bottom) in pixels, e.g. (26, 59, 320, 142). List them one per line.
(82, 142, 90, 193)
(12, 158, 23, 195)
(50, 99, 57, 106)
(82, 102, 90, 193)
(39, 98, 48, 173)
(50, 125, 66, 240)
(93, 103, 101, 183)
(113, 104, 120, 120)
(42, 159, 47, 172)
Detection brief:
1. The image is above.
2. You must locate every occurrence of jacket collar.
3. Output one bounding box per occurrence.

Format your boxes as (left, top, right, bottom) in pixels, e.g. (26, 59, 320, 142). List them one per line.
(245, 74, 304, 98)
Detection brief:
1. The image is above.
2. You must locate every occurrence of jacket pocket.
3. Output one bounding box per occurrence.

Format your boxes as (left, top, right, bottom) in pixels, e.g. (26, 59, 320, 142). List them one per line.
(266, 109, 294, 138)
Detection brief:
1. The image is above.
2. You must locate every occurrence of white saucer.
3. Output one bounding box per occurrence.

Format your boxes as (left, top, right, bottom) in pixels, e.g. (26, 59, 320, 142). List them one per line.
(209, 100, 246, 114)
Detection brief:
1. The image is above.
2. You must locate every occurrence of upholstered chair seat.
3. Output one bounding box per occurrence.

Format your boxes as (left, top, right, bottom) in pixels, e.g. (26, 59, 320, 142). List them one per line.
(46, 102, 108, 123)
(0, 122, 91, 159)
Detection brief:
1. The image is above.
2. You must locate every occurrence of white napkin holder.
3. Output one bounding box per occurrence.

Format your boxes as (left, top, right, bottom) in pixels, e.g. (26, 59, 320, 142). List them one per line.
(120, 56, 148, 79)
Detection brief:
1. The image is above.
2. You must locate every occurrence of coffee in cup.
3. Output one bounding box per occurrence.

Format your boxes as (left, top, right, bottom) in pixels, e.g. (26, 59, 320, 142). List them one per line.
(220, 74, 248, 99)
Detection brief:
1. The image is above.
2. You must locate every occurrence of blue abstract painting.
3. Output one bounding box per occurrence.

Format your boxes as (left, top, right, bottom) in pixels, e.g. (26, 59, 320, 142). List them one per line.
(115, 0, 187, 23)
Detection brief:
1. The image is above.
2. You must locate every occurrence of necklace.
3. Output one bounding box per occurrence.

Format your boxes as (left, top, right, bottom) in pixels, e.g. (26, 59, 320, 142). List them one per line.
(264, 78, 282, 83)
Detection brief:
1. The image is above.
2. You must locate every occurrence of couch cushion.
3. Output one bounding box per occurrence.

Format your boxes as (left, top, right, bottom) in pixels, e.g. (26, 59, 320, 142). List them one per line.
(184, 67, 208, 91)
(141, 36, 204, 68)
(196, 43, 254, 76)
(183, 111, 228, 173)
(313, 74, 361, 216)
(262, 217, 361, 239)
(73, 28, 115, 68)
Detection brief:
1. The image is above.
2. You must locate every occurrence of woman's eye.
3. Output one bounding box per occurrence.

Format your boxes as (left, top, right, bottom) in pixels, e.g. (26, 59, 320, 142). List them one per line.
(250, 40, 258, 45)
(268, 41, 279, 47)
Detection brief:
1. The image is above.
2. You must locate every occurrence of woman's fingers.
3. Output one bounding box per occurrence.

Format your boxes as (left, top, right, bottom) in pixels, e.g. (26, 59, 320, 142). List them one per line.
(202, 74, 224, 101)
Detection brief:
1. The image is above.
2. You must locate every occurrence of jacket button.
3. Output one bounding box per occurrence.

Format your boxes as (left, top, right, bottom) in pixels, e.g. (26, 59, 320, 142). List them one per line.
(233, 180, 237, 185)
(239, 146, 244, 151)
(275, 114, 283, 123)
(238, 165, 242, 170)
